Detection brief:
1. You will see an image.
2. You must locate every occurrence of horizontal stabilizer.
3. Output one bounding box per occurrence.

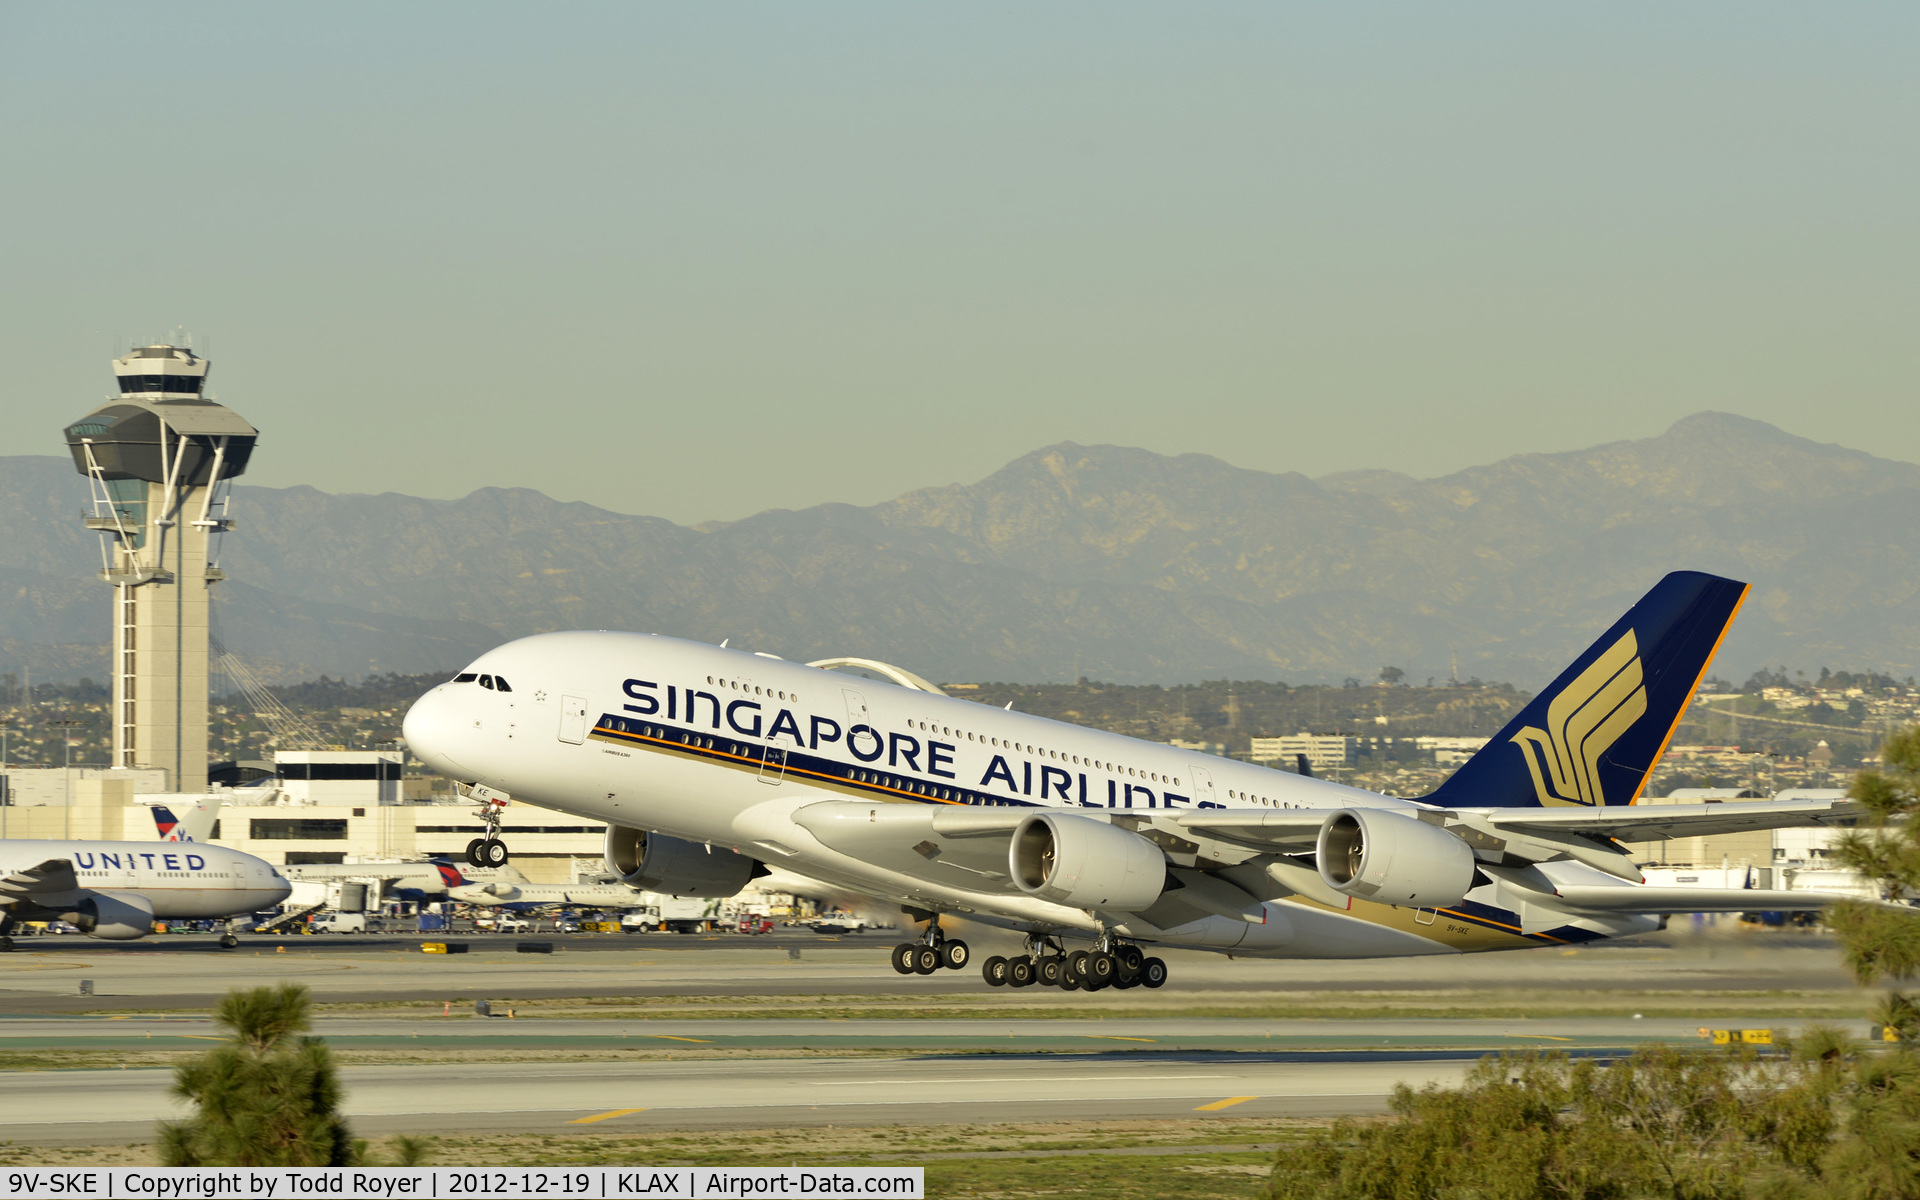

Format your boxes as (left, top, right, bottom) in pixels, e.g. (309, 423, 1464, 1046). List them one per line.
(1550, 885, 1851, 914)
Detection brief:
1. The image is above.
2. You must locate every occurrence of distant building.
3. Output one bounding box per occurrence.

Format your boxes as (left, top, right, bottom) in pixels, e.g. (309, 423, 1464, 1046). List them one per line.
(1413, 736, 1489, 768)
(1166, 738, 1227, 756)
(1249, 733, 1353, 771)
(273, 750, 404, 807)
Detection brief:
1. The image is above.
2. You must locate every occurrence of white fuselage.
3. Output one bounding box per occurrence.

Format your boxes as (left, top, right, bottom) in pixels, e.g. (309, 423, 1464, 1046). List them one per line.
(447, 882, 649, 909)
(0, 840, 293, 920)
(401, 631, 1609, 960)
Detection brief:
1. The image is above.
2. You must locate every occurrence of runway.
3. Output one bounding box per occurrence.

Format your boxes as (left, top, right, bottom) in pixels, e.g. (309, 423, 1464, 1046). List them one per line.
(0, 925, 1865, 1148)
(0, 925, 1859, 1012)
(0, 1014, 1810, 1053)
(0, 1049, 1499, 1145)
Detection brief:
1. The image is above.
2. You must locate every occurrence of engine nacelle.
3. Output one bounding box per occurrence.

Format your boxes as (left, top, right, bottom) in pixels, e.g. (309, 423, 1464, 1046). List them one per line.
(604, 826, 763, 898)
(69, 891, 155, 941)
(1010, 813, 1167, 911)
(1316, 808, 1476, 909)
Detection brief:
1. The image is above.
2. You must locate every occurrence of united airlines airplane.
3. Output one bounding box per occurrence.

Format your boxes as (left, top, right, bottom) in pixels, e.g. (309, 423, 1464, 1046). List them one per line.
(0, 841, 291, 950)
(402, 572, 1862, 991)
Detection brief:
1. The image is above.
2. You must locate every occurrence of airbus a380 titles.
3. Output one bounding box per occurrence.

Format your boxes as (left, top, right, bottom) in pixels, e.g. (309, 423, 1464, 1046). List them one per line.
(403, 572, 1864, 991)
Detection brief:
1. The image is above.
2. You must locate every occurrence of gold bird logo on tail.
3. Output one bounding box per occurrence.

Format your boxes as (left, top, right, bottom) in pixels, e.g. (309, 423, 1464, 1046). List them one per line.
(1510, 630, 1647, 807)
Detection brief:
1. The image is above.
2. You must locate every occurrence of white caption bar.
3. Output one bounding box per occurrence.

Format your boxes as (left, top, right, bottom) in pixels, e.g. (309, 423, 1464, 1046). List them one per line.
(0, 1168, 924, 1200)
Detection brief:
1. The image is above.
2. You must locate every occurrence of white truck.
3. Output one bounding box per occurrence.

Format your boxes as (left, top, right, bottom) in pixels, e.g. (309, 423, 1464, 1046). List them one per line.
(311, 912, 367, 934)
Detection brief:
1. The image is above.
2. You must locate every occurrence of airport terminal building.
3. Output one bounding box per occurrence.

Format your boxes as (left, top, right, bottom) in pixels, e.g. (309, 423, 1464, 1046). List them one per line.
(0, 752, 605, 884)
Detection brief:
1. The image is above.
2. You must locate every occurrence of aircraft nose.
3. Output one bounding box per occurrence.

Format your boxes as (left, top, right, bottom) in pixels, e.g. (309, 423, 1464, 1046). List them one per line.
(402, 685, 471, 777)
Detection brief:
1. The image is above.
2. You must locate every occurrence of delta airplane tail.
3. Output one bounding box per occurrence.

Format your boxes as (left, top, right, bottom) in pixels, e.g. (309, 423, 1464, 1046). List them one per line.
(431, 859, 471, 889)
(150, 797, 223, 843)
(1423, 570, 1749, 810)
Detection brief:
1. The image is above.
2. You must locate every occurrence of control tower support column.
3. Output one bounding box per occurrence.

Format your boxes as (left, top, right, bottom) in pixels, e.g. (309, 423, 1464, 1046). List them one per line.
(63, 345, 258, 792)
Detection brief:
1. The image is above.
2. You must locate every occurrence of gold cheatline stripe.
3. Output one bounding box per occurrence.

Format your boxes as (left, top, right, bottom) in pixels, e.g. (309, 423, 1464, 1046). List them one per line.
(594, 724, 976, 806)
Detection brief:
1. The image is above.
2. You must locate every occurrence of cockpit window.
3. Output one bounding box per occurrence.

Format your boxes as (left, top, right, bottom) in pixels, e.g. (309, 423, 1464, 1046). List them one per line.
(479, 675, 495, 690)
(454, 673, 478, 683)
(493, 676, 512, 692)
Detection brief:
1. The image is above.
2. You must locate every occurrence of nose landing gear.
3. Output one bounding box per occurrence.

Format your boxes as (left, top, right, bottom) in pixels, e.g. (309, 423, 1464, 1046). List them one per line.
(461, 788, 511, 867)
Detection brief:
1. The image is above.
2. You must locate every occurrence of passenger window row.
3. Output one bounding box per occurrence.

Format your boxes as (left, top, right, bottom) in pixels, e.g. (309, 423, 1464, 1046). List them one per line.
(705, 675, 796, 702)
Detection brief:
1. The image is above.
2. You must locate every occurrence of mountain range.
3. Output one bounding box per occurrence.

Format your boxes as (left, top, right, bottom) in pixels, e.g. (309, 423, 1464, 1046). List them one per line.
(3, 412, 1916, 688)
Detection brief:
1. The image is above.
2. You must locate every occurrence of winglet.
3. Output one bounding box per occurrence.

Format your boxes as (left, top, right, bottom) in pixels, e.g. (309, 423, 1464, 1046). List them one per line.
(1423, 571, 1750, 809)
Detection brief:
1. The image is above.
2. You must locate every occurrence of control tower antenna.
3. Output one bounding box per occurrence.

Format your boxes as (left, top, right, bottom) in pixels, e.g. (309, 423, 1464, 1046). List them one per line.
(63, 344, 258, 791)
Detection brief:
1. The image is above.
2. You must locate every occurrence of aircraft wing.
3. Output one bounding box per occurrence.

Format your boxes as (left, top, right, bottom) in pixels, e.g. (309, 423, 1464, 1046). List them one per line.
(1169, 810, 1328, 852)
(0, 858, 81, 906)
(1172, 797, 1865, 850)
(789, 802, 1029, 892)
(1473, 797, 1865, 842)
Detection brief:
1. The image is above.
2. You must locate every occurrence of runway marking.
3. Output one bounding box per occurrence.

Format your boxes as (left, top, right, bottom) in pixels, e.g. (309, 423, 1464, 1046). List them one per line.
(1195, 1096, 1258, 1112)
(1084, 1035, 1157, 1043)
(817, 1075, 1226, 1086)
(176, 1035, 224, 1041)
(1503, 1034, 1573, 1042)
(649, 1035, 712, 1043)
(567, 1108, 648, 1125)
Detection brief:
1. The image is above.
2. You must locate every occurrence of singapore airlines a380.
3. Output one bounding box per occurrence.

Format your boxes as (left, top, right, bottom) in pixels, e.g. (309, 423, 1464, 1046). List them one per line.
(402, 571, 1862, 992)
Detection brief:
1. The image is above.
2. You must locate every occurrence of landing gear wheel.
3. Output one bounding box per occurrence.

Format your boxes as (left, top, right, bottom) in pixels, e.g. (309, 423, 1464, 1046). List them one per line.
(218, 934, 238, 949)
(890, 943, 917, 974)
(1037, 956, 1063, 987)
(479, 839, 510, 868)
(913, 946, 942, 975)
(1008, 956, 1035, 987)
(1084, 951, 1116, 990)
(1116, 945, 1145, 973)
(982, 956, 1009, 987)
(941, 939, 970, 970)
(1059, 973, 1081, 992)
(464, 838, 487, 867)
(0, 936, 11, 952)
(1066, 950, 1090, 982)
(1141, 957, 1168, 989)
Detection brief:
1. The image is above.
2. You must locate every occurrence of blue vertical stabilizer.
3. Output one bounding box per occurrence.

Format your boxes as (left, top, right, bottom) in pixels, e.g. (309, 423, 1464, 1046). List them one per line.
(1423, 571, 1749, 809)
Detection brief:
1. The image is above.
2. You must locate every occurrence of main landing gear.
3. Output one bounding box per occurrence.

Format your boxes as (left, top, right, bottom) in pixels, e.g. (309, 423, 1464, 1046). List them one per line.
(463, 789, 511, 868)
(0, 914, 14, 953)
(981, 934, 1166, 992)
(889, 914, 970, 976)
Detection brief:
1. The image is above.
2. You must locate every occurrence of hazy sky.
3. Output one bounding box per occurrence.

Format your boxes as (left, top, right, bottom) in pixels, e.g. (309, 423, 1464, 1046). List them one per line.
(3, 5, 1915, 524)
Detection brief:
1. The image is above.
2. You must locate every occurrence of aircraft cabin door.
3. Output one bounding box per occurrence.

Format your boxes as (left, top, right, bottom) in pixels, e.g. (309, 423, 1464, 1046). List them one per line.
(1189, 766, 1217, 807)
(558, 695, 588, 744)
(758, 744, 787, 785)
(842, 688, 869, 725)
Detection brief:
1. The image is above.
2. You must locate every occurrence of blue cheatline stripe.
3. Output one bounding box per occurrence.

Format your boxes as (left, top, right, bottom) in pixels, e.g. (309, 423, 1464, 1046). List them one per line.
(589, 714, 1037, 809)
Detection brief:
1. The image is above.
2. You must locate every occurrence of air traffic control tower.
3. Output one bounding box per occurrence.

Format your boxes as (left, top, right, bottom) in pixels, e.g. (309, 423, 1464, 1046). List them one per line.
(63, 345, 258, 792)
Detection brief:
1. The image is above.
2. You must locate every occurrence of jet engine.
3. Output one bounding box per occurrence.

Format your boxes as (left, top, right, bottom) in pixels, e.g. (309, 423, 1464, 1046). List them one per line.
(69, 891, 156, 941)
(1010, 813, 1167, 910)
(1316, 808, 1476, 909)
(604, 826, 763, 897)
